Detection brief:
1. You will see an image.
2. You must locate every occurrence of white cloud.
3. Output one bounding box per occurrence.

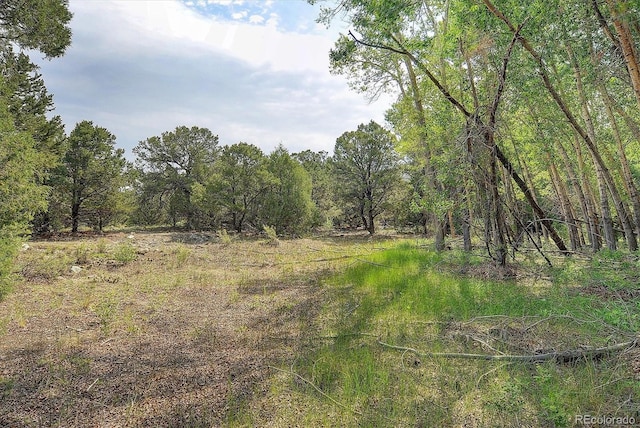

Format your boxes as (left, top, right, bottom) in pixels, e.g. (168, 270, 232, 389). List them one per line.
(248, 14, 264, 24)
(231, 11, 247, 20)
(32, 0, 391, 159)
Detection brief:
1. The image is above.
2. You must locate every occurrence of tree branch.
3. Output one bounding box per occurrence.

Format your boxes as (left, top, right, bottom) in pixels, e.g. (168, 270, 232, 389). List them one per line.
(378, 339, 637, 363)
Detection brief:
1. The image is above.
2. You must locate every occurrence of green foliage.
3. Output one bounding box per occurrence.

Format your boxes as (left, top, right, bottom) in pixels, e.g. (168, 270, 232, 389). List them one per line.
(293, 150, 340, 229)
(262, 225, 280, 246)
(0, 78, 49, 296)
(172, 245, 191, 267)
(0, 0, 72, 58)
(216, 229, 232, 245)
(134, 126, 219, 229)
(113, 242, 137, 264)
(0, 235, 19, 299)
(50, 120, 127, 233)
(261, 145, 314, 235)
(333, 121, 401, 234)
(212, 142, 271, 232)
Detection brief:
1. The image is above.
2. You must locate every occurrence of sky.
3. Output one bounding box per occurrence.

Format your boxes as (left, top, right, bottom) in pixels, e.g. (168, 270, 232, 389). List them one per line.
(31, 0, 392, 160)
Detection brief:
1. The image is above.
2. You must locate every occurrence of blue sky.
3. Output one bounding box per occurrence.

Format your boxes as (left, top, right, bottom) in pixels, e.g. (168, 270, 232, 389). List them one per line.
(31, 0, 391, 160)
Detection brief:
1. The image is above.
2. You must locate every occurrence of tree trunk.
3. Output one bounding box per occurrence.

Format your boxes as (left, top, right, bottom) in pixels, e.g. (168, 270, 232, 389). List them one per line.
(606, 0, 640, 109)
(569, 45, 617, 250)
(403, 56, 444, 250)
(71, 202, 80, 233)
(597, 79, 640, 235)
(548, 155, 580, 251)
(71, 187, 81, 234)
(572, 136, 602, 251)
(435, 217, 446, 251)
(367, 208, 375, 235)
(484, 0, 637, 251)
(557, 140, 592, 248)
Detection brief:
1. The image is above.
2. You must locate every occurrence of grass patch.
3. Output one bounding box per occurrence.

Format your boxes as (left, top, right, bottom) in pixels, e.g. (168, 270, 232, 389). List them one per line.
(264, 243, 640, 427)
(112, 241, 137, 264)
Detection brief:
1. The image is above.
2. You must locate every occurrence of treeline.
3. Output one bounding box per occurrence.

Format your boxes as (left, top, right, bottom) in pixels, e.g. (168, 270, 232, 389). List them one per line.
(33, 121, 409, 237)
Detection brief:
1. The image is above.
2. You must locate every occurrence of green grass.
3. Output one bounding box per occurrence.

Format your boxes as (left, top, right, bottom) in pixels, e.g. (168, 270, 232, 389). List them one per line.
(263, 243, 640, 427)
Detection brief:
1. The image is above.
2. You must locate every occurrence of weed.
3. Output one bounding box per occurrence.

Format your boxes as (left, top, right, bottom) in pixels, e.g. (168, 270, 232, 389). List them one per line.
(94, 295, 119, 333)
(263, 225, 280, 246)
(74, 243, 91, 265)
(96, 238, 108, 254)
(0, 376, 14, 397)
(113, 242, 137, 264)
(172, 244, 191, 267)
(217, 229, 232, 245)
(20, 249, 73, 281)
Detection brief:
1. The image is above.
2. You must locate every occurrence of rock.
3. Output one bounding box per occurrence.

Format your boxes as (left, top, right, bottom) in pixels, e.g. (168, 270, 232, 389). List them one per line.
(70, 265, 82, 274)
(21, 243, 30, 251)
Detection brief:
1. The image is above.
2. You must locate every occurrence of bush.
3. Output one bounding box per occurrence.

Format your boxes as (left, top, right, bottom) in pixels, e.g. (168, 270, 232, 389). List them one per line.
(262, 225, 280, 246)
(113, 242, 137, 264)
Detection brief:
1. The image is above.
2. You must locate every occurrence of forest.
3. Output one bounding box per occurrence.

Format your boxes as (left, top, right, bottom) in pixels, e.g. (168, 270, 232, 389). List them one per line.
(1, 0, 640, 426)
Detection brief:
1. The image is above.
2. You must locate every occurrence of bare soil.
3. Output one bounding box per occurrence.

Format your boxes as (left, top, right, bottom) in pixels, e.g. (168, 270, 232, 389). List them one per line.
(0, 231, 393, 427)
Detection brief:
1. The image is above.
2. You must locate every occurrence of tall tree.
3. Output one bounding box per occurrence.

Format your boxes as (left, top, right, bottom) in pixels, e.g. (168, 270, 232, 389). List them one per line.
(0, 0, 71, 293)
(54, 121, 125, 233)
(134, 126, 219, 229)
(214, 142, 272, 233)
(0, 79, 48, 293)
(294, 150, 340, 229)
(262, 145, 314, 235)
(333, 121, 401, 235)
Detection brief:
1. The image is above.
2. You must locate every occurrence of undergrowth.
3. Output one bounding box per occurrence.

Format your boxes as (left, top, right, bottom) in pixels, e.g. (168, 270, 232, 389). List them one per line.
(263, 243, 640, 427)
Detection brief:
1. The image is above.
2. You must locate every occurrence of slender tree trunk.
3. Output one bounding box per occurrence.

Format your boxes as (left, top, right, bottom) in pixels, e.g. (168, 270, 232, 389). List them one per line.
(484, 0, 637, 251)
(402, 56, 446, 250)
(597, 80, 640, 235)
(568, 45, 617, 250)
(606, 0, 640, 109)
(521, 160, 541, 247)
(71, 202, 80, 233)
(557, 140, 591, 248)
(548, 154, 580, 251)
(573, 136, 602, 251)
(71, 186, 81, 233)
(367, 205, 375, 235)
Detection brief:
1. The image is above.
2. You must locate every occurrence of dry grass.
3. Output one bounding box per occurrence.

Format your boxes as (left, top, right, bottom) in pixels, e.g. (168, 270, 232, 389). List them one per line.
(0, 230, 402, 427)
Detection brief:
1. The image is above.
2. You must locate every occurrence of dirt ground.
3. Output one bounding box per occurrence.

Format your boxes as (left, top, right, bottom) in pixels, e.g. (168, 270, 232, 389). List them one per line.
(0, 231, 394, 427)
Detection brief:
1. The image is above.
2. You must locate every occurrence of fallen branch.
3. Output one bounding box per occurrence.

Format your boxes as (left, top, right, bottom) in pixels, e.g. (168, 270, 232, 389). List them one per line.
(268, 365, 397, 422)
(378, 339, 637, 363)
(268, 365, 362, 417)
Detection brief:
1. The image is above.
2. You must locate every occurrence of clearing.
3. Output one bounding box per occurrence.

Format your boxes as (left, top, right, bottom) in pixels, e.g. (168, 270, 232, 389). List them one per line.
(1, 231, 639, 427)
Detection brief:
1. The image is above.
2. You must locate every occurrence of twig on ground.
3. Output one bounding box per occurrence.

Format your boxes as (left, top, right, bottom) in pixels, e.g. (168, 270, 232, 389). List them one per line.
(476, 363, 511, 388)
(354, 258, 392, 268)
(462, 334, 505, 355)
(86, 378, 99, 392)
(268, 365, 362, 417)
(378, 339, 637, 363)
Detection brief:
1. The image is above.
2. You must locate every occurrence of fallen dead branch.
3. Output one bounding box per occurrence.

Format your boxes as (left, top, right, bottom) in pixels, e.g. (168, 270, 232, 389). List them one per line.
(268, 365, 362, 417)
(268, 365, 397, 423)
(378, 338, 638, 364)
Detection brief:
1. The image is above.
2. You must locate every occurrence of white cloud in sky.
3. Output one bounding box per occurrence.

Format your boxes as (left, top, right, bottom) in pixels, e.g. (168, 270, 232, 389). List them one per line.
(32, 0, 392, 159)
